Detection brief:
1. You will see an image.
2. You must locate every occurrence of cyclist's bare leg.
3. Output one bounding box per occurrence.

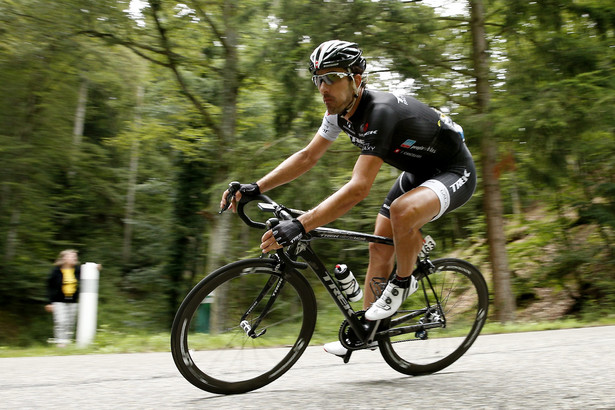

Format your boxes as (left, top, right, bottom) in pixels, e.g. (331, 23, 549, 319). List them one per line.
(365, 187, 441, 321)
(364, 214, 395, 309)
(389, 187, 440, 278)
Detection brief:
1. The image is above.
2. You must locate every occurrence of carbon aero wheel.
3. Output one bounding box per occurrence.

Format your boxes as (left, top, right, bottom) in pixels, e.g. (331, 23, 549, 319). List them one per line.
(171, 258, 317, 395)
(378, 258, 489, 375)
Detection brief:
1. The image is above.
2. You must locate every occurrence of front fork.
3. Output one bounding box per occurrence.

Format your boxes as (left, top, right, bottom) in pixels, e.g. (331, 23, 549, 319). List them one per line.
(239, 265, 286, 339)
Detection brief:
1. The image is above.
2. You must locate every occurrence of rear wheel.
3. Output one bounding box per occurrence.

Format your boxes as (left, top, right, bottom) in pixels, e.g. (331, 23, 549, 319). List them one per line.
(171, 258, 317, 394)
(378, 258, 489, 375)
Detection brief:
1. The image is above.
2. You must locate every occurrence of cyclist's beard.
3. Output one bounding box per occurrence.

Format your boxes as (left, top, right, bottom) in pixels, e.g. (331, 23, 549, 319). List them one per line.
(322, 92, 353, 115)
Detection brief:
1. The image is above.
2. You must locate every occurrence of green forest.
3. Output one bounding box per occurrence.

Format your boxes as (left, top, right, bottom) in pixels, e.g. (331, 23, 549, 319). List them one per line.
(1, 0, 614, 347)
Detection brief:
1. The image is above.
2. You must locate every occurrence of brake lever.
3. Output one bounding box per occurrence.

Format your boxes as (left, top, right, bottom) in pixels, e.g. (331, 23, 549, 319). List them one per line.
(266, 218, 308, 270)
(219, 181, 241, 214)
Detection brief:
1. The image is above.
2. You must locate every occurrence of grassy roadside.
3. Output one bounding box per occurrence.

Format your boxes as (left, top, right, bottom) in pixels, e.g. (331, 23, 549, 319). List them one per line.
(2, 316, 614, 359)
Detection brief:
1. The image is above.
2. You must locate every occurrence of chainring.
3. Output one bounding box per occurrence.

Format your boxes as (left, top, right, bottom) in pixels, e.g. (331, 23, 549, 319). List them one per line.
(338, 310, 374, 351)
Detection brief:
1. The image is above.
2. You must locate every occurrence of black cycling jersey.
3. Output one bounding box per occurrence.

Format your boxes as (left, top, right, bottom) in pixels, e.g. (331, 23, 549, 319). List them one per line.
(318, 89, 466, 177)
(318, 89, 476, 220)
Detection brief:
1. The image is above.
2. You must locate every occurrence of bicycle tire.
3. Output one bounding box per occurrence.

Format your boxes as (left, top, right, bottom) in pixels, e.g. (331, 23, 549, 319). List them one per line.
(171, 258, 317, 395)
(378, 257, 489, 375)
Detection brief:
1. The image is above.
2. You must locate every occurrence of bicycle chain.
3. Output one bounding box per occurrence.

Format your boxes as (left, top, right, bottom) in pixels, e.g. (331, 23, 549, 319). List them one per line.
(338, 310, 436, 349)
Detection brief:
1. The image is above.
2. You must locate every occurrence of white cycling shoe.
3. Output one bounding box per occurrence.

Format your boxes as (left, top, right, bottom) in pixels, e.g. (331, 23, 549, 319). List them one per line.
(365, 277, 418, 321)
(323, 340, 377, 357)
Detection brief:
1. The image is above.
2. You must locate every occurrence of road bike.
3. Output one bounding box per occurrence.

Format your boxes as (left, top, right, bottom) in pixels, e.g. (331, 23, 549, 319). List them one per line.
(171, 182, 489, 395)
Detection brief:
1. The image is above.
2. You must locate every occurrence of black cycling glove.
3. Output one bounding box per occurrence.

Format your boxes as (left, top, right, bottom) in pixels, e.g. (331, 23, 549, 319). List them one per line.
(272, 219, 306, 247)
(239, 183, 260, 197)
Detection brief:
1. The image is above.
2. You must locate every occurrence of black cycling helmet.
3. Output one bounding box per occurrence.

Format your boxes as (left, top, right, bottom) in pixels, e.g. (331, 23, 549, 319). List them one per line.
(309, 40, 366, 75)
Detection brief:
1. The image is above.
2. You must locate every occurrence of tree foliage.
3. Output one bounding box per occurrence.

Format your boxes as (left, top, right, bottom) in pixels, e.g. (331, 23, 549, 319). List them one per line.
(0, 0, 614, 344)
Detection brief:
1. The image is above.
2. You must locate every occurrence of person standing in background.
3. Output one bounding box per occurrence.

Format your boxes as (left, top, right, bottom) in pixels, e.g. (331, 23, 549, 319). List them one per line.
(45, 249, 81, 347)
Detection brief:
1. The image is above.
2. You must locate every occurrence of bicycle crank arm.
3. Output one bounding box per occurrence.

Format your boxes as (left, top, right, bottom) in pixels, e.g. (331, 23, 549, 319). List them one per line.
(240, 320, 267, 339)
(366, 319, 380, 345)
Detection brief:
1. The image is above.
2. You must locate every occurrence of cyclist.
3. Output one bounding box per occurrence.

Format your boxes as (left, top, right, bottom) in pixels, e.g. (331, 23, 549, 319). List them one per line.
(220, 40, 476, 357)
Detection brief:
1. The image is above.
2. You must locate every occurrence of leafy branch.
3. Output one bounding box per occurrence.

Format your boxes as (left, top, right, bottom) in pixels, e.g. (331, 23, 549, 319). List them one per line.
(148, 0, 218, 132)
(77, 30, 174, 67)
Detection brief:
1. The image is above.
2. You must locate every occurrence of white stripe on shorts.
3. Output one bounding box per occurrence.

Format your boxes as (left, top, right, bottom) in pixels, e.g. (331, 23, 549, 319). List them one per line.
(420, 179, 450, 221)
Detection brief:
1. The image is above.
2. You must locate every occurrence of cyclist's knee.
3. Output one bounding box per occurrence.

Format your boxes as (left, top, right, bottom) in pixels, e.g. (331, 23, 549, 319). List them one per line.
(390, 190, 439, 232)
(389, 200, 422, 232)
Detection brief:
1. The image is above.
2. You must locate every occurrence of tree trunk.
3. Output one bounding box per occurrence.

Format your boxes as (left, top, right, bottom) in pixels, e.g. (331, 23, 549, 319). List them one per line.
(72, 77, 88, 146)
(482, 136, 516, 322)
(4, 209, 20, 263)
(469, 0, 516, 322)
(69, 77, 88, 180)
(207, 0, 240, 333)
(122, 86, 144, 268)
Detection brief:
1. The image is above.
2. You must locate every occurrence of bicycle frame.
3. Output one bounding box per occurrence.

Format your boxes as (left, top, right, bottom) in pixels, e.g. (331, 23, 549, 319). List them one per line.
(172, 185, 488, 394)
(233, 191, 443, 348)
(292, 228, 444, 346)
(294, 234, 382, 344)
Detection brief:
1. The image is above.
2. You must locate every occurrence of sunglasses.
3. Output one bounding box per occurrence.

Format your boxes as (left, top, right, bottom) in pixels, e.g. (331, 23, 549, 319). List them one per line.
(312, 71, 354, 87)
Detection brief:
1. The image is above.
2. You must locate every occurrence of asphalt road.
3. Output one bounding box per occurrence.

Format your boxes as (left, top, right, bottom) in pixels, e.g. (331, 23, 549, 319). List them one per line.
(1, 326, 614, 409)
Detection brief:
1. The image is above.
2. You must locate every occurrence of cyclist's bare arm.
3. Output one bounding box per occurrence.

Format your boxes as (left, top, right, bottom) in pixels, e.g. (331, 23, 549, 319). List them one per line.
(260, 154, 383, 252)
(256, 133, 333, 193)
(220, 133, 332, 211)
(297, 154, 383, 232)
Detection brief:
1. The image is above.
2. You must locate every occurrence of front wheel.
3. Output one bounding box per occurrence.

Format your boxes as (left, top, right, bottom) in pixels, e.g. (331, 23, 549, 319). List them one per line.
(378, 258, 489, 375)
(171, 258, 317, 395)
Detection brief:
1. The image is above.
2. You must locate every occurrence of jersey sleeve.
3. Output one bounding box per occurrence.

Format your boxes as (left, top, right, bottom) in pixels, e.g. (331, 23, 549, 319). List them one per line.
(317, 112, 342, 141)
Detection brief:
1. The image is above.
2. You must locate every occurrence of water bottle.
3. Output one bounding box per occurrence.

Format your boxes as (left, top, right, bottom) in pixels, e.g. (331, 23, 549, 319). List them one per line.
(334, 264, 363, 302)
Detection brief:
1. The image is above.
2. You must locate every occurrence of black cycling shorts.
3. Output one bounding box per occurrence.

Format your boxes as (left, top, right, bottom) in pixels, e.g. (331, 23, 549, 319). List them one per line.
(379, 145, 476, 220)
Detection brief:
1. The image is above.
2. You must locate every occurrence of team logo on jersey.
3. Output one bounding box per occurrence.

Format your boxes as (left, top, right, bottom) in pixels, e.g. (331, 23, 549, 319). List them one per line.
(349, 136, 376, 152)
(395, 94, 408, 105)
(401, 139, 416, 148)
(362, 122, 369, 132)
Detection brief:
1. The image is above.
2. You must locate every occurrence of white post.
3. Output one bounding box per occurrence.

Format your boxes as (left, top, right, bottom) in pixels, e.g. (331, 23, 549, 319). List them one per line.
(76, 262, 99, 347)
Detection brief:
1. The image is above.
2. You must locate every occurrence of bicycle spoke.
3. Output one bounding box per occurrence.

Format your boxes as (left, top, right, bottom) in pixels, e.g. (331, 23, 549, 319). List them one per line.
(171, 259, 316, 394)
(378, 258, 489, 375)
